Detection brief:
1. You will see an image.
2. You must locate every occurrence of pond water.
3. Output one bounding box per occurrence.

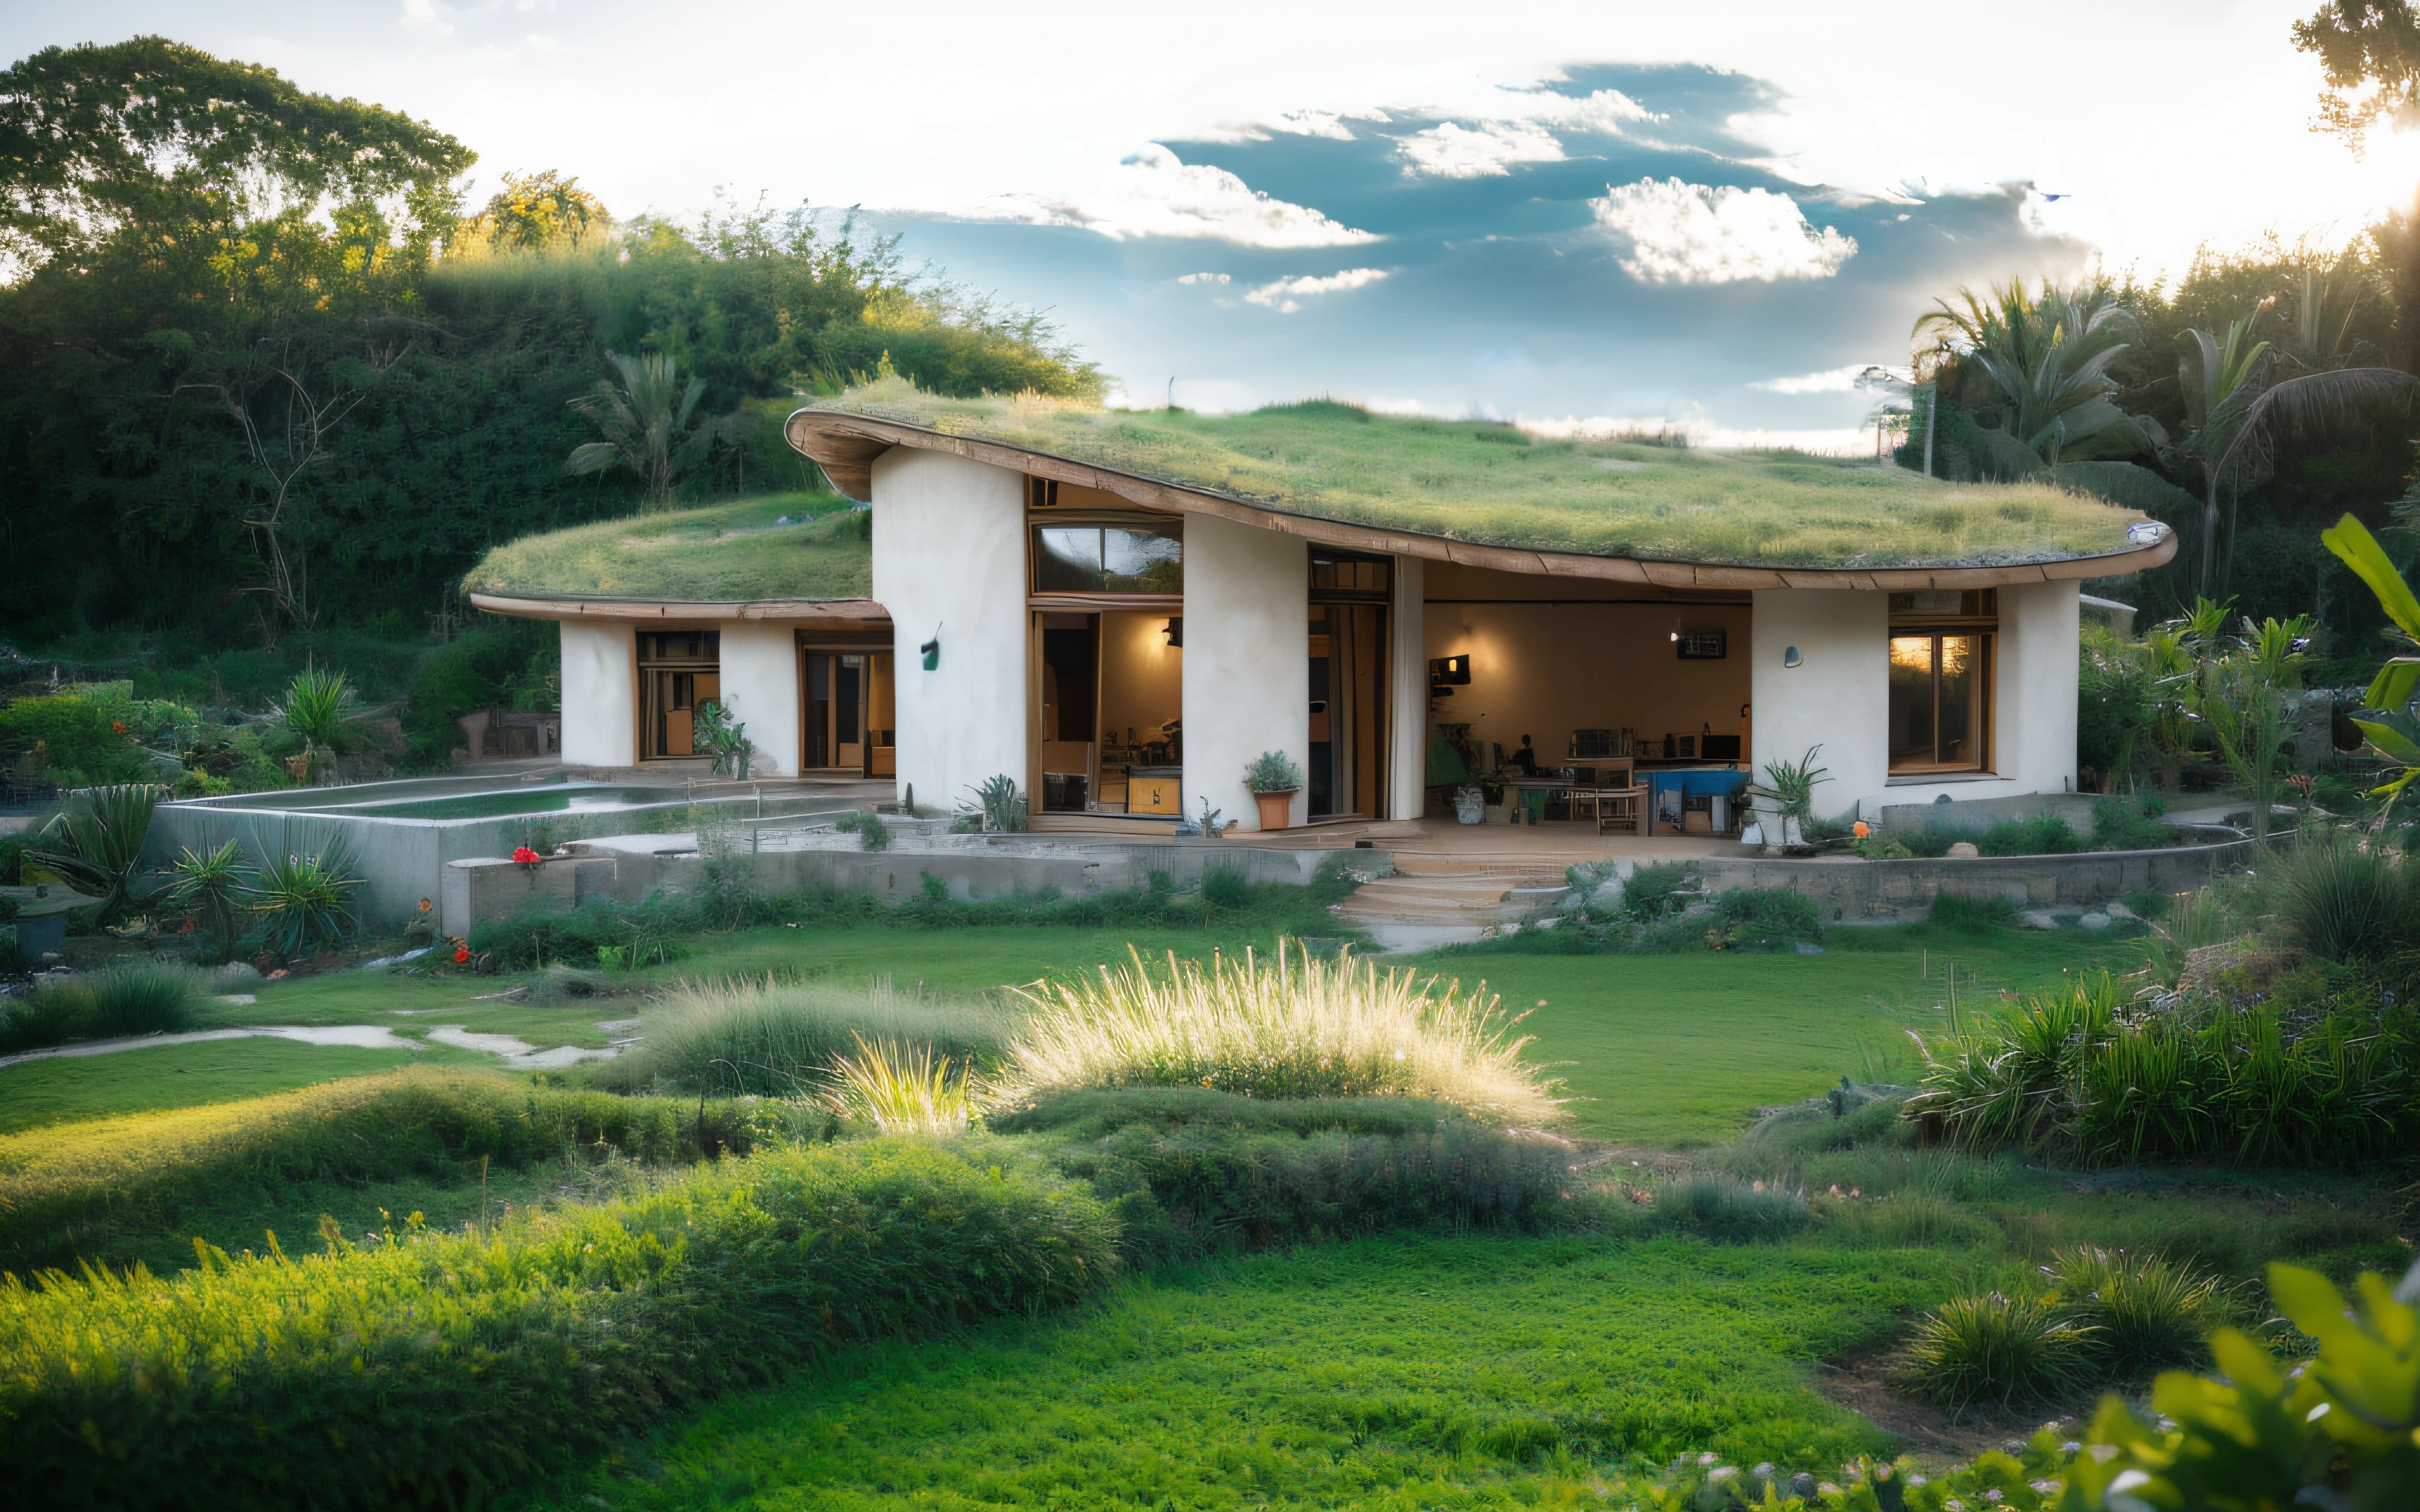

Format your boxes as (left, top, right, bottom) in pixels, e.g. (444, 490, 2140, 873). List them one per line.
(339, 786, 684, 821)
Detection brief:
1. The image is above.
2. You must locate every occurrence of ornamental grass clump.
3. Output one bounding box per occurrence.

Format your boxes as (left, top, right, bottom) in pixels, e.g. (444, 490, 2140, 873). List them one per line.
(822, 1034, 985, 1136)
(1895, 1289, 2094, 1414)
(2042, 1244, 2228, 1380)
(605, 975, 1007, 1096)
(1000, 941, 1561, 1125)
(0, 962, 203, 1056)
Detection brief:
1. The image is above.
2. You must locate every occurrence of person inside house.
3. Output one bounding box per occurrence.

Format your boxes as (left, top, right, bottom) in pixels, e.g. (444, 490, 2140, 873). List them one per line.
(1509, 734, 1538, 775)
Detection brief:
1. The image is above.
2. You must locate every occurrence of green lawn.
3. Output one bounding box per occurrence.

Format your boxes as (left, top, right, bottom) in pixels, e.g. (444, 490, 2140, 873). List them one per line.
(23, 921, 2156, 1146)
(1450, 929, 2161, 1145)
(542, 1234, 1957, 1511)
(0, 1038, 427, 1135)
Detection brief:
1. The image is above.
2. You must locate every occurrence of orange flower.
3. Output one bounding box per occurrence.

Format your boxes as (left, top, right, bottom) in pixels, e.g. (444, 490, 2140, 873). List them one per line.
(111, 721, 127, 736)
(1852, 821, 1871, 839)
(454, 947, 470, 964)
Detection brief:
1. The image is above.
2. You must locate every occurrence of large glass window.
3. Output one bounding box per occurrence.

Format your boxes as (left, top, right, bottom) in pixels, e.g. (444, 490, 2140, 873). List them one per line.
(1032, 523, 1183, 595)
(1889, 633, 1989, 771)
(637, 631, 719, 761)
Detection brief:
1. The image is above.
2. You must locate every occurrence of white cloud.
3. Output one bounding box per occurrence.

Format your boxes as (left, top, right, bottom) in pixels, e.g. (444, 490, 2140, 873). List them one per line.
(985, 144, 1374, 247)
(1751, 364, 1870, 394)
(1590, 177, 1858, 284)
(1527, 87, 1657, 134)
(1396, 119, 1565, 178)
(1242, 266, 1390, 313)
(1272, 109, 1358, 140)
(1176, 271, 1231, 284)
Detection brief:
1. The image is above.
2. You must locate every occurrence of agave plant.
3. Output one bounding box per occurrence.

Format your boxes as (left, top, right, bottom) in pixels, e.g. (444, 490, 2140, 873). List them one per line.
(165, 840, 258, 959)
(25, 784, 165, 923)
(961, 773, 1026, 833)
(270, 665, 363, 783)
(251, 844, 363, 958)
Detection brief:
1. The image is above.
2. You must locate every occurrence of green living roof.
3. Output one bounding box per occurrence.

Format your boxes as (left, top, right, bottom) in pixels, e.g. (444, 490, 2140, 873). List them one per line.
(798, 380, 2161, 572)
(463, 493, 870, 602)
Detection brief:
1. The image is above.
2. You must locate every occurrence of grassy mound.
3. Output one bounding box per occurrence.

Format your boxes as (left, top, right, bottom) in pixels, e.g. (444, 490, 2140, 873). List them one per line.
(1, 1140, 1118, 1511)
(0, 1068, 759, 1275)
(1000, 943, 1561, 1124)
(595, 975, 1008, 1096)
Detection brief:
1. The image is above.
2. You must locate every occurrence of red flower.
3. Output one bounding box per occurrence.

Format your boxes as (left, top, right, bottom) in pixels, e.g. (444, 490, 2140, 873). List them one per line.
(512, 847, 541, 865)
(110, 720, 128, 736)
(454, 947, 471, 964)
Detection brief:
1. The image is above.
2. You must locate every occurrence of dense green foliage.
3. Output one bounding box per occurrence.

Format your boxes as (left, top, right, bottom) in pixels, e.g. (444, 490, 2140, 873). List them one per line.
(1907, 972, 2416, 1165)
(0, 1139, 1120, 1510)
(0, 40, 1095, 656)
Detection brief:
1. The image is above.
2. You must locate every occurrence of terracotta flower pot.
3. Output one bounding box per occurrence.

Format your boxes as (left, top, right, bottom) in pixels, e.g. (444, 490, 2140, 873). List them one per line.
(1253, 789, 1297, 832)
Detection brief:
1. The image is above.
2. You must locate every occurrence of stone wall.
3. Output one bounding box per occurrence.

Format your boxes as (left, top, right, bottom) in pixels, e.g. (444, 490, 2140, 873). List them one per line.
(1695, 836, 2250, 921)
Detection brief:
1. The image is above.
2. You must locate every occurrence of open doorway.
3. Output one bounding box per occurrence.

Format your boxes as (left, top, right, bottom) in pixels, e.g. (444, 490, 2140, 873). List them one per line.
(1309, 550, 1390, 820)
(1032, 608, 1182, 815)
(801, 646, 895, 775)
(639, 630, 719, 760)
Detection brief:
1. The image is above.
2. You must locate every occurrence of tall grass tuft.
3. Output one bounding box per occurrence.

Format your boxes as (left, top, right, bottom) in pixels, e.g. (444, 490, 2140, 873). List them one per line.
(602, 975, 1007, 1096)
(1928, 891, 2017, 933)
(0, 962, 203, 1055)
(2266, 834, 2419, 963)
(1895, 1290, 2094, 1413)
(823, 1034, 985, 1135)
(1906, 973, 2416, 1166)
(2043, 1245, 2227, 1379)
(1000, 941, 1561, 1124)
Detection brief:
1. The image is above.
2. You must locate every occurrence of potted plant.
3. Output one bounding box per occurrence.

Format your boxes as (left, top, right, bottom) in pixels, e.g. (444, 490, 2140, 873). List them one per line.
(1242, 751, 1303, 830)
(1745, 745, 1828, 855)
(1453, 783, 1487, 825)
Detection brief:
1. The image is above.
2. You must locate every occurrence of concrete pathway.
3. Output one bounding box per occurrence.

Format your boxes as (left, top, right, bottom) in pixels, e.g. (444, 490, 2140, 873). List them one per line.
(424, 1025, 619, 1070)
(0, 1024, 416, 1071)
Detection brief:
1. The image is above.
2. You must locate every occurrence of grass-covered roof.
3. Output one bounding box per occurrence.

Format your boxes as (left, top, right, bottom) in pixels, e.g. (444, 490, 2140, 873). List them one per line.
(797, 380, 2160, 572)
(463, 493, 870, 602)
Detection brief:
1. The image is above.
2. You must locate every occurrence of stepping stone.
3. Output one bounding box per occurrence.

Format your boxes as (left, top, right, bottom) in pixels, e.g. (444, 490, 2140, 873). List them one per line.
(2079, 912, 2113, 930)
(2019, 910, 2061, 930)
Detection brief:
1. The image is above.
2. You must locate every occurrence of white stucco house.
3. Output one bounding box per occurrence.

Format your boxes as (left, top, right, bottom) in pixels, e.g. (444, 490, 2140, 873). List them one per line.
(464, 383, 2174, 835)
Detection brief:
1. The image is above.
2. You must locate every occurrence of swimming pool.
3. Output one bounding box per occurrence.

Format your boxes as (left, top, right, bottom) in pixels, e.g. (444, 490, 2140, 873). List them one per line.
(337, 786, 684, 821)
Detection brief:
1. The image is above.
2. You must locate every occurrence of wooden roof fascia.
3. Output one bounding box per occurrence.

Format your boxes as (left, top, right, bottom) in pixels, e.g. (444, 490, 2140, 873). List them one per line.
(784, 409, 2182, 590)
(469, 592, 891, 623)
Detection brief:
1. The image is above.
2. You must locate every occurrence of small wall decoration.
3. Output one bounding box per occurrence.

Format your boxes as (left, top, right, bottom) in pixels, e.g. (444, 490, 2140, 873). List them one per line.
(1782, 644, 1802, 668)
(1674, 628, 1726, 660)
(919, 631, 941, 672)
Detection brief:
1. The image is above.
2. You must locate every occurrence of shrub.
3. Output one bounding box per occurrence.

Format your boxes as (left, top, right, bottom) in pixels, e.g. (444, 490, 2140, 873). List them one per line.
(0, 1067, 765, 1274)
(0, 694, 157, 786)
(1707, 888, 1823, 949)
(1928, 891, 2017, 932)
(599, 975, 1007, 1096)
(2267, 833, 2419, 963)
(1621, 862, 1696, 921)
(830, 810, 890, 850)
(2091, 795, 2171, 852)
(0, 962, 202, 1056)
(1000, 941, 1562, 1124)
(1975, 813, 2086, 856)
(1650, 1173, 1814, 1243)
(0, 1141, 1120, 1510)
(1895, 1290, 2093, 1413)
(1907, 974, 2419, 1166)
(1243, 750, 1305, 793)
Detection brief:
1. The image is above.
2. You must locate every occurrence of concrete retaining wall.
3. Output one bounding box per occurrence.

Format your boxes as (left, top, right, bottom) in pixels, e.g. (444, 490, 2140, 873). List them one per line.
(1875, 792, 2102, 836)
(451, 838, 1359, 939)
(1696, 835, 2250, 920)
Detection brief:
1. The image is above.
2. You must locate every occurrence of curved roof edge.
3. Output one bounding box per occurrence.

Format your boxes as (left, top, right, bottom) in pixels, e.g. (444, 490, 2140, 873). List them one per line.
(786, 409, 2178, 591)
(470, 592, 890, 623)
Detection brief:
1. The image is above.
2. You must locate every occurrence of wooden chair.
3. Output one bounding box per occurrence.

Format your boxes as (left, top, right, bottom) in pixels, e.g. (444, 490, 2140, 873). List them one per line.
(1595, 784, 1647, 835)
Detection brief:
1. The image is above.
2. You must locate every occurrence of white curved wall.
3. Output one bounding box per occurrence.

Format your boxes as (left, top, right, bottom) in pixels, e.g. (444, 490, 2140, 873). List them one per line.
(559, 620, 636, 767)
(1184, 514, 1309, 830)
(1751, 581, 2082, 819)
(1389, 554, 1426, 820)
(870, 450, 1028, 812)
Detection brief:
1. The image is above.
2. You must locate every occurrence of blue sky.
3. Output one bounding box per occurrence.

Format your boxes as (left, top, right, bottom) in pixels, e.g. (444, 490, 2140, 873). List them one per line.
(876, 63, 2089, 441)
(9, 2, 2420, 447)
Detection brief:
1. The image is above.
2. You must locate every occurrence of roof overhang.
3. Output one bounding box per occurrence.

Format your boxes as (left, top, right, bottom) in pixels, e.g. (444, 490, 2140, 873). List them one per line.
(786, 407, 2178, 591)
(470, 592, 890, 623)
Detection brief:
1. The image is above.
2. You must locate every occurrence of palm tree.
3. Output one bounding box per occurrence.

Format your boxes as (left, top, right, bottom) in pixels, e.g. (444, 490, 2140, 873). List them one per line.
(1912, 279, 2151, 466)
(2171, 321, 2270, 594)
(565, 351, 731, 510)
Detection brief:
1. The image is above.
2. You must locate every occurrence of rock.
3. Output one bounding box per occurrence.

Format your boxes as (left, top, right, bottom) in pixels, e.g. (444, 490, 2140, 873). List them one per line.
(1793, 941, 1826, 956)
(1946, 840, 1980, 859)
(2020, 910, 2061, 930)
(2079, 911, 2113, 930)
(2104, 900, 2138, 920)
